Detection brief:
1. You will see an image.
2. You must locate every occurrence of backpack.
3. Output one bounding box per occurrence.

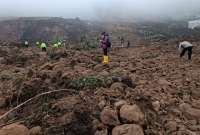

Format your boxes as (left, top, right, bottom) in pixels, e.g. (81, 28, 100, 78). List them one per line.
(106, 37, 111, 48)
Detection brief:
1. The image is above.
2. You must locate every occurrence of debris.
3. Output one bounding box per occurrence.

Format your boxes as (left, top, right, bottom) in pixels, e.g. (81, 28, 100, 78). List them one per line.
(120, 104, 144, 124)
(0, 124, 29, 135)
(112, 124, 144, 135)
(100, 107, 120, 126)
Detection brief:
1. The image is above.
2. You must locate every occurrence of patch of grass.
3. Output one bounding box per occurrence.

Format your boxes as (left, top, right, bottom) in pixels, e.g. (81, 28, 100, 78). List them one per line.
(69, 76, 103, 90)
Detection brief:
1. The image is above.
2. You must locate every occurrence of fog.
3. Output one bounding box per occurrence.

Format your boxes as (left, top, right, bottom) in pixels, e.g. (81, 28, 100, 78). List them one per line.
(1, 0, 200, 21)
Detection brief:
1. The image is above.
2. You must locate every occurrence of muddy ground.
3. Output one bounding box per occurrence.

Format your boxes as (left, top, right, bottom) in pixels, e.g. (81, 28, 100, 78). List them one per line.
(0, 44, 200, 135)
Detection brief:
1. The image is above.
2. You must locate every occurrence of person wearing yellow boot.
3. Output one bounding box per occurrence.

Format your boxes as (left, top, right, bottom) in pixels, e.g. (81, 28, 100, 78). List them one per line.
(100, 32, 110, 65)
(103, 55, 109, 64)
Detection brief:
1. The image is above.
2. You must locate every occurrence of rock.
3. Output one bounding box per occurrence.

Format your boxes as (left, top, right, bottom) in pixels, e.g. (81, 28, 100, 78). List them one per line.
(165, 121, 177, 132)
(189, 125, 200, 131)
(121, 76, 136, 88)
(188, 120, 198, 125)
(95, 129, 108, 135)
(0, 124, 29, 135)
(94, 64, 105, 71)
(158, 78, 171, 86)
(100, 107, 120, 126)
(114, 100, 127, 110)
(0, 97, 6, 108)
(112, 124, 144, 135)
(0, 70, 13, 80)
(120, 104, 144, 124)
(176, 129, 197, 135)
(152, 101, 160, 112)
(52, 96, 80, 111)
(191, 100, 200, 109)
(179, 103, 200, 120)
(192, 90, 200, 99)
(40, 63, 54, 70)
(29, 126, 42, 135)
(0, 57, 6, 64)
(57, 112, 74, 125)
(99, 70, 109, 76)
(98, 100, 107, 110)
(110, 82, 125, 91)
(92, 119, 105, 131)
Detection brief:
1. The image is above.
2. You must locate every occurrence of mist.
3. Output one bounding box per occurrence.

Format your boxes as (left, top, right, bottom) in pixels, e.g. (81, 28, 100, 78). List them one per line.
(0, 0, 200, 21)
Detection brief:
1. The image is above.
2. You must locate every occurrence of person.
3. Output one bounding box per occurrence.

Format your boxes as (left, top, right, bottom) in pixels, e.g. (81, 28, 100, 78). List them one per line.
(178, 41, 193, 60)
(53, 43, 59, 48)
(36, 41, 40, 47)
(24, 41, 29, 47)
(120, 37, 124, 47)
(100, 32, 110, 64)
(40, 42, 47, 52)
(57, 42, 62, 47)
(127, 40, 130, 48)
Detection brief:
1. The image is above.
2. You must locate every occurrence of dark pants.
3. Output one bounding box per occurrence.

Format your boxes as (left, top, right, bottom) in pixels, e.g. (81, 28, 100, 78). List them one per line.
(103, 48, 108, 55)
(42, 48, 46, 52)
(180, 46, 193, 60)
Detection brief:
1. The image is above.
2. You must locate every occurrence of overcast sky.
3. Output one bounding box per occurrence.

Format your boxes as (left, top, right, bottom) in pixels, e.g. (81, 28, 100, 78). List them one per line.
(1, 0, 200, 21)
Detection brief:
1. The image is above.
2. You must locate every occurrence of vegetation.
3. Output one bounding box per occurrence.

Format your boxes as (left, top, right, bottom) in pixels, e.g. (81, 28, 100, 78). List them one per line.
(69, 76, 103, 90)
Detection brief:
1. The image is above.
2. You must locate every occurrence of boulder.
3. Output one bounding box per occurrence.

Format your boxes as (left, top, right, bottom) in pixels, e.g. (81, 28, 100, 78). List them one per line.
(100, 107, 120, 126)
(57, 112, 74, 125)
(92, 119, 105, 131)
(0, 57, 6, 64)
(158, 78, 171, 86)
(114, 100, 127, 110)
(120, 105, 144, 124)
(0, 97, 6, 108)
(52, 96, 80, 111)
(191, 100, 200, 109)
(179, 103, 200, 120)
(110, 82, 125, 91)
(29, 126, 42, 135)
(98, 100, 107, 110)
(112, 124, 144, 135)
(152, 101, 160, 112)
(176, 130, 197, 135)
(40, 63, 54, 70)
(95, 129, 108, 135)
(165, 121, 177, 132)
(0, 124, 29, 135)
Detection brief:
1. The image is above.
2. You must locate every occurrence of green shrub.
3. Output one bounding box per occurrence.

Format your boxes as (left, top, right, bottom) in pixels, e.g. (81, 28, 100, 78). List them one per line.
(70, 76, 103, 90)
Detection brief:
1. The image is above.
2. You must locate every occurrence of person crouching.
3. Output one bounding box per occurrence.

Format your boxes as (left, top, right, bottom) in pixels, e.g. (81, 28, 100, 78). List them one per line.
(178, 41, 193, 60)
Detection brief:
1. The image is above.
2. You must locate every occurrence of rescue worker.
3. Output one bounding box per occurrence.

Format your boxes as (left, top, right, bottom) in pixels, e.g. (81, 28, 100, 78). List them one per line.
(120, 37, 124, 47)
(53, 43, 59, 48)
(40, 42, 47, 52)
(36, 41, 40, 47)
(57, 42, 62, 47)
(178, 41, 193, 60)
(24, 41, 29, 47)
(100, 32, 110, 65)
(127, 40, 130, 48)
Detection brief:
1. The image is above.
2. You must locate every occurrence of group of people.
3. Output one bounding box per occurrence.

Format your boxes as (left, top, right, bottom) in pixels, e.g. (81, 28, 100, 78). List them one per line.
(24, 33, 194, 66)
(24, 41, 63, 51)
(99, 32, 194, 65)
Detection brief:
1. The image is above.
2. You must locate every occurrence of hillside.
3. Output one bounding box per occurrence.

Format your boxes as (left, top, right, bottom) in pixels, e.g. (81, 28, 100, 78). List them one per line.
(0, 17, 92, 43)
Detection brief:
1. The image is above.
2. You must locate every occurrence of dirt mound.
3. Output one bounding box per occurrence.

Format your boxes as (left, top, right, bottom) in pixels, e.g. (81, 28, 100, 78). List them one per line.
(0, 44, 200, 135)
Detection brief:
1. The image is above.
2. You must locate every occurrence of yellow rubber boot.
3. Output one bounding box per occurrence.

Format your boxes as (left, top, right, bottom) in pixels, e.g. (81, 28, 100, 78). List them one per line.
(103, 55, 109, 65)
